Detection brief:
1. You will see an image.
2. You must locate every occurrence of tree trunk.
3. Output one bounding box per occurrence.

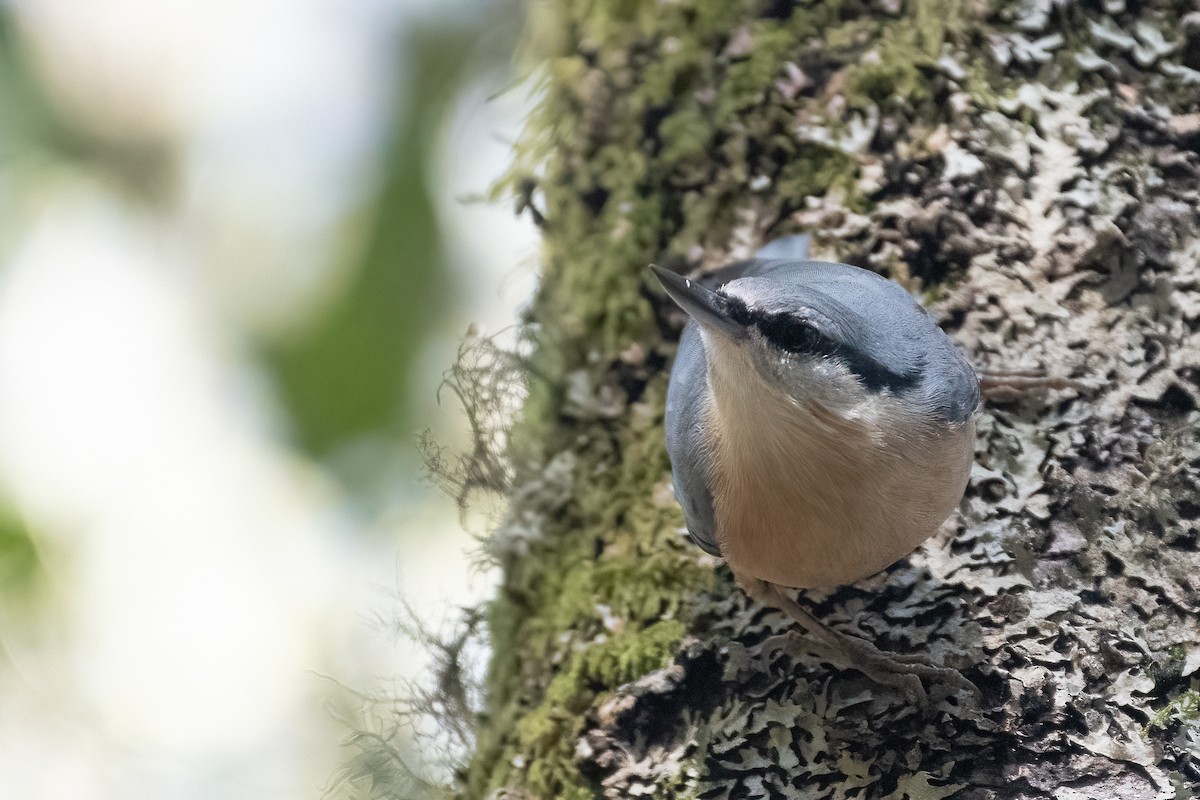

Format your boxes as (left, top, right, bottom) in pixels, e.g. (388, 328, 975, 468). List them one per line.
(463, 1, 1200, 797)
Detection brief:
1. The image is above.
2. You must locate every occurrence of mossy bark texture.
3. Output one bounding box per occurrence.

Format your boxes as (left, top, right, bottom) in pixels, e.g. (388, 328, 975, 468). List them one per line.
(467, 0, 1200, 797)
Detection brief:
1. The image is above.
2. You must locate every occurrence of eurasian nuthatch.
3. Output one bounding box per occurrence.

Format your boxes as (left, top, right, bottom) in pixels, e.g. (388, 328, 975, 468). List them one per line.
(652, 235, 980, 697)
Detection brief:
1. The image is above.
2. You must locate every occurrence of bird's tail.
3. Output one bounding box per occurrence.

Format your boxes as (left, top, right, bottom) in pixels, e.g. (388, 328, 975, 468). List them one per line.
(755, 233, 811, 262)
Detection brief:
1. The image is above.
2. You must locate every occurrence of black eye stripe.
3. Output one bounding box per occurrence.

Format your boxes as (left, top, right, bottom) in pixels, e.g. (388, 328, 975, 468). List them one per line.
(723, 294, 755, 328)
(721, 296, 833, 354)
(720, 292, 825, 345)
(722, 293, 921, 394)
(755, 314, 833, 355)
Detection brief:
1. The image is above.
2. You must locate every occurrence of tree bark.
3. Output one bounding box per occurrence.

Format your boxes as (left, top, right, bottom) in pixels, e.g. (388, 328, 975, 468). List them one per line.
(463, 0, 1200, 797)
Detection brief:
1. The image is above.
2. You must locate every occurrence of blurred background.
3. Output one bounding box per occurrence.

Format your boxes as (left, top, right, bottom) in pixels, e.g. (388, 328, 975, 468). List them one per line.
(0, 0, 537, 797)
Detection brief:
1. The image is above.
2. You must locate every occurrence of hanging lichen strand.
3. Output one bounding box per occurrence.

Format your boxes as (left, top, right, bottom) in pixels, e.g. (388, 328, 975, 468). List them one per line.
(467, 0, 1200, 797)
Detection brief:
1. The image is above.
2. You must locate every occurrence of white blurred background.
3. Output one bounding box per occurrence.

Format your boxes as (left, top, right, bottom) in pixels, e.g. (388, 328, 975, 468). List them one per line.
(0, 0, 537, 797)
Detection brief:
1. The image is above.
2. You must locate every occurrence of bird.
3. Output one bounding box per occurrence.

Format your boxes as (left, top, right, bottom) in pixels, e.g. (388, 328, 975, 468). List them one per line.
(651, 235, 981, 700)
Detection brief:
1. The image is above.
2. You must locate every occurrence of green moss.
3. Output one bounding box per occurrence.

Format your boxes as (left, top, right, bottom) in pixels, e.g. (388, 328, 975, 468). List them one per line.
(1147, 685, 1200, 732)
(463, 379, 714, 798)
(547, 213, 661, 357)
(963, 57, 1005, 110)
(776, 142, 857, 200)
(1145, 643, 1190, 689)
(715, 24, 800, 123)
(659, 105, 713, 165)
(510, 619, 687, 790)
(847, 0, 963, 106)
(912, 0, 961, 58)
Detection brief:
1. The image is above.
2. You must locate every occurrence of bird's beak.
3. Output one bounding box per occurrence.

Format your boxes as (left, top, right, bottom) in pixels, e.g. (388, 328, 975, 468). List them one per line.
(650, 266, 746, 340)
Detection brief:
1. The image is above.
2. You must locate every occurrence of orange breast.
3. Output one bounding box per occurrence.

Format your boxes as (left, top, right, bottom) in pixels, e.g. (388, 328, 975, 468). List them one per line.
(702, 341, 975, 589)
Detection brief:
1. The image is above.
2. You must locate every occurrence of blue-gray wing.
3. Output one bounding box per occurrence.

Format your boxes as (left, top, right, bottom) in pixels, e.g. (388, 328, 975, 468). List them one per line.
(664, 321, 722, 556)
(754, 233, 810, 261)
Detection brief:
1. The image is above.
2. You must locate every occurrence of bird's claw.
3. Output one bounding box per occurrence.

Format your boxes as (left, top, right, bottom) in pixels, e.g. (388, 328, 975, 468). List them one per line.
(805, 629, 978, 704)
(737, 575, 980, 705)
(978, 367, 1098, 402)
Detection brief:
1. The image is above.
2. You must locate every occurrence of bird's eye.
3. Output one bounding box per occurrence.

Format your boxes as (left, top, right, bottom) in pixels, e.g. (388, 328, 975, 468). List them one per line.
(757, 314, 823, 354)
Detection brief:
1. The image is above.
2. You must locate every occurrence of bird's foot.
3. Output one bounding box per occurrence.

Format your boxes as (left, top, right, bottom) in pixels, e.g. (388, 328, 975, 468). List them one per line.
(737, 574, 978, 704)
(978, 367, 1097, 402)
(800, 628, 978, 705)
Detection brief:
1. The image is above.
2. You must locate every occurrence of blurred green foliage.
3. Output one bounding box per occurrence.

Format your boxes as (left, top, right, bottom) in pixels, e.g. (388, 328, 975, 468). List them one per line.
(3, 1, 525, 469)
(1, 0, 526, 517)
(0, 12, 46, 597)
(0, 13, 57, 157)
(266, 24, 490, 459)
(0, 507, 38, 597)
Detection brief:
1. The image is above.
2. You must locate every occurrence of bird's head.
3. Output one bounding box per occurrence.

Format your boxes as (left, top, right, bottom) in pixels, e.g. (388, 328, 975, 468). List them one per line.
(652, 263, 946, 422)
